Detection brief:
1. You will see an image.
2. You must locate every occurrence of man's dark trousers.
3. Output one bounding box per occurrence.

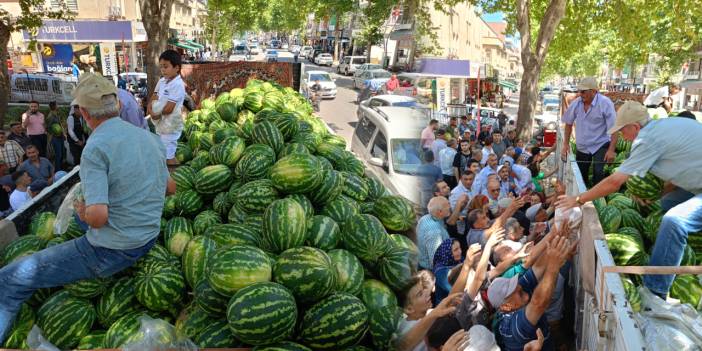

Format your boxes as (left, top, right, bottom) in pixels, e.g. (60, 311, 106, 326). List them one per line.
(575, 142, 609, 186)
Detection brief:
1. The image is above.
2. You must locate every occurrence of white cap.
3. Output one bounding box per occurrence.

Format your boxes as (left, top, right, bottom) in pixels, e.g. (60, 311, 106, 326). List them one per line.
(577, 77, 598, 91)
(487, 276, 520, 307)
(526, 203, 542, 222)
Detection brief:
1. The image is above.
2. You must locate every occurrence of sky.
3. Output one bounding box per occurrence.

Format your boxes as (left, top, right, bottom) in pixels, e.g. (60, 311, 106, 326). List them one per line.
(482, 12, 505, 22)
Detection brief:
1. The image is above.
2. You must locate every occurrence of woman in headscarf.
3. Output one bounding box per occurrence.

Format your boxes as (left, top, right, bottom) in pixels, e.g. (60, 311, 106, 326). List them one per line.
(432, 238, 464, 305)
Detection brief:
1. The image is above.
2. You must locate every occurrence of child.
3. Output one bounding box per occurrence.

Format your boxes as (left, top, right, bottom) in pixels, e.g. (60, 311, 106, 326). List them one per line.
(149, 49, 186, 165)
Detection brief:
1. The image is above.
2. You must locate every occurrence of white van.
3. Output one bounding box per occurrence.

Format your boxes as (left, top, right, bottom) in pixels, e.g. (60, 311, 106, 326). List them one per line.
(337, 56, 367, 75)
(10, 73, 76, 105)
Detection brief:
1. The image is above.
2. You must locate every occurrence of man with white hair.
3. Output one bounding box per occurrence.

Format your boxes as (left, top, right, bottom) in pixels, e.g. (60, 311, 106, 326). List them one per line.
(0, 73, 176, 344)
(417, 196, 452, 270)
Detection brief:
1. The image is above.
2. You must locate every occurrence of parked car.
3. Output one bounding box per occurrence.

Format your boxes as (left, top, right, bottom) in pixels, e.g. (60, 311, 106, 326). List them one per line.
(536, 102, 560, 124)
(270, 39, 281, 49)
(394, 73, 434, 105)
(265, 49, 279, 62)
(352, 69, 392, 89)
(300, 46, 313, 58)
(337, 56, 367, 75)
(281, 43, 289, 50)
(314, 53, 334, 66)
(10, 73, 76, 105)
(228, 54, 247, 62)
(233, 44, 249, 55)
(357, 95, 429, 119)
(290, 45, 301, 54)
(308, 49, 324, 61)
(249, 43, 260, 54)
(302, 70, 337, 99)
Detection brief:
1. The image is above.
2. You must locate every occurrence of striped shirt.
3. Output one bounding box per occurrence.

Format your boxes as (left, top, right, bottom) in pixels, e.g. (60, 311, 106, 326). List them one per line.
(0, 140, 25, 168)
(416, 214, 449, 270)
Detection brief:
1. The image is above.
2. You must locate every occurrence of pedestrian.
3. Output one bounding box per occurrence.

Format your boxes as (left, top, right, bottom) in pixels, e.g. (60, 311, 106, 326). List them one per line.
(309, 80, 322, 112)
(7, 123, 31, 150)
(453, 139, 473, 185)
(8, 170, 31, 212)
(0, 132, 24, 172)
(0, 72, 174, 345)
(21, 101, 47, 157)
(417, 197, 452, 270)
(644, 82, 680, 114)
(492, 130, 508, 160)
(481, 138, 495, 167)
(431, 129, 448, 167)
(439, 139, 458, 189)
(117, 75, 127, 90)
(458, 116, 471, 136)
(556, 101, 702, 300)
(386, 74, 400, 94)
(17, 145, 54, 185)
(149, 49, 186, 166)
(561, 77, 617, 186)
(71, 59, 80, 80)
(66, 101, 87, 165)
(27, 179, 48, 198)
(117, 88, 148, 129)
(421, 119, 439, 151)
(46, 101, 65, 171)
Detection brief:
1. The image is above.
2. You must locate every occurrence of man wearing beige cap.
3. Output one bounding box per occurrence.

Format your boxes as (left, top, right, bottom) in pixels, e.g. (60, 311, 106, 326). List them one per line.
(561, 77, 618, 186)
(0, 73, 176, 344)
(557, 100, 702, 299)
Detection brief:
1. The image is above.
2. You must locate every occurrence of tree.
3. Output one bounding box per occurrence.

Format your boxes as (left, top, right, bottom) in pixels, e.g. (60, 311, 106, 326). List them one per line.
(0, 0, 71, 126)
(139, 0, 175, 97)
(205, 0, 266, 54)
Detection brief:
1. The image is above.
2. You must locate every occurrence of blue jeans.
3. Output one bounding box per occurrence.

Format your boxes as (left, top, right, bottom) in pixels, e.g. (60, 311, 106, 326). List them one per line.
(0, 236, 155, 343)
(644, 190, 702, 296)
(50, 137, 64, 171)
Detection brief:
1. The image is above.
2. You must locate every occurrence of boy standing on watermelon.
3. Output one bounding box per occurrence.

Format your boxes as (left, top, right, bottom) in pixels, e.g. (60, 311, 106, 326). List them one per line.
(557, 101, 702, 300)
(0, 73, 176, 345)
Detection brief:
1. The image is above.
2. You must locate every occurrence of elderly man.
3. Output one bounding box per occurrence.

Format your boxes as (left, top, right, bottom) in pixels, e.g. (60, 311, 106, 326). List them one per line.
(0, 132, 25, 172)
(557, 101, 702, 300)
(472, 153, 498, 196)
(0, 73, 176, 344)
(561, 77, 617, 186)
(417, 196, 452, 270)
(17, 145, 53, 185)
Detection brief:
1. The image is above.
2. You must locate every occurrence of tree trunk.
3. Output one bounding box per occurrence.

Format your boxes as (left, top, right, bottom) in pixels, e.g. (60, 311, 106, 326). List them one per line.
(0, 25, 10, 128)
(140, 0, 175, 97)
(516, 64, 540, 141)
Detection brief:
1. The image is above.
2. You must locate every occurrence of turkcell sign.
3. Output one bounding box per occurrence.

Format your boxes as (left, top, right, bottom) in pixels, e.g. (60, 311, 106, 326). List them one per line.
(23, 20, 133, 42)
(41, 43, 74, 73)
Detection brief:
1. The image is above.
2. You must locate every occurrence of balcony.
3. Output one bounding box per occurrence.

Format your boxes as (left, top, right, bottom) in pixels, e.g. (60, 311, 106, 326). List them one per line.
(685, 71, 701, 80)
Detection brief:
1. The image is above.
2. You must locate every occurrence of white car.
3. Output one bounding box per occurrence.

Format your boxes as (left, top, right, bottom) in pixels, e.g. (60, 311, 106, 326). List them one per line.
(249, 43, 260, 54)
(536, 103, 560, 124)
(265, 49, 279, 62)
(357, 95, 428, 119)
(337, 56, 367, 75)
(352, 69, 392, 89)
(314, 53, 333, 66)
(228, 54, 247, 62)
(300, 46, 313, 57)
(354, 63, 383, 78)
(351, 105, 427, 207)
(290, 45, 301, 54)
(282, 43, 289, 50)
(303, 70, 337, 99)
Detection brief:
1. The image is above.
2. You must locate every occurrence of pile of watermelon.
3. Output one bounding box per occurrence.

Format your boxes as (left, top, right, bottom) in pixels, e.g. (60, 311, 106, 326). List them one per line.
(594, 142, 702, 311)
(0, 79, 419, 350)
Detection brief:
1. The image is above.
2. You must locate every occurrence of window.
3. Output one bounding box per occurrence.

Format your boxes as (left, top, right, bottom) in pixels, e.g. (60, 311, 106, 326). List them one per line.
(52, 80, 61, 94)
(51, 0, 78, 12)
(371, 131, 387, 160)
(391, 139, 423, 175)
(29, 78, 48, 92)
(352, 57, 366, 64)
(369, 98, 388, 108)
(355, 116, 376, 147)
(14, 78, 28, 91)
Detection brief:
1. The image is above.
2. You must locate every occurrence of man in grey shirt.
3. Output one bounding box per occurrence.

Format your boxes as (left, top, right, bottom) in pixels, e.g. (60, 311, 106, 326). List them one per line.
(557, 101, 702, 299)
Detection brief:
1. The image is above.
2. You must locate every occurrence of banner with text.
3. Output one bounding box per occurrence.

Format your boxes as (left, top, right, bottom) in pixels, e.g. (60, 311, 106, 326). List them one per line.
(436, 77, 450, 111)
(41, 44, 73, 73)
(100, 42, 118, 77)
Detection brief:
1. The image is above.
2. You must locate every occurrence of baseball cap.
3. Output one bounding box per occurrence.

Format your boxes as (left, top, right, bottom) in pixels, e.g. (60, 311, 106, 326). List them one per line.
(608, 101, 649, 135)
(576, 77, 598, 91)
(487, 276, 520, 307)
(29, 179, 48, 193)
(72, 73, 118, 110)
(525, 203, 542, 222)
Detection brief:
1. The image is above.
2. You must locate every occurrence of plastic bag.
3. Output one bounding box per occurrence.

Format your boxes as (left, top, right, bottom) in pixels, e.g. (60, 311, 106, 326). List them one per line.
(53, 182, 83, 236)
(121, 315, 197, 351)
(463, 325, 500, 351)
(554, 206, 582, 240)
(635, 286, 702, 350)
(26, 325, 60, 351)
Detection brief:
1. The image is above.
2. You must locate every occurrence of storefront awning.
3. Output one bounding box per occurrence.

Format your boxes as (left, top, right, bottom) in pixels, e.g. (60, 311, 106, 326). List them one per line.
(498, 80, 518, 90)
(416, 58, 471, 78)
(172, 41, 198, 51)
(681, 79, 702, 90)
(184, 40, 204, 49)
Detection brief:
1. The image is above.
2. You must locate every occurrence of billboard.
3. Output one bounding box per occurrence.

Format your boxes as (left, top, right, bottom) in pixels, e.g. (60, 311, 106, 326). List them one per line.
(100, 42, 118, 77)
(41, 44, 74, 73)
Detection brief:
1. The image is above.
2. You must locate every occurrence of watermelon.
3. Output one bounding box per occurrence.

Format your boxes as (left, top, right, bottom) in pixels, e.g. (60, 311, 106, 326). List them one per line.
(292, 132, 322, 152)
(688, 232, 702, 253)
(182, 235, 216, 288)
(64, 217, 85, 239)
(319, 196, 359, 224)
(162, 195, 177, 218)
(198, 132, 215, 151)
(270, 153, 323, 194)
(213, 127, 239, 144)
(299, 293, 369, 350)
(263, 92, 285, 112)
(134, 244, 180, 270)
(273, 246, 336, 303)
(279, 142, 310, 158)
(235, 144, 277, 182)
(2, 303, 35, 349)
(360, 279, 398, 312)
(193, 210, 222, 236)
(621, 277, 641, 312)
(175, 189, 204, 216)
(605, 233, 644, 266)
(134, 261, 186, 311)
(227, 204, 248, 224)
(77, 330, 106, 350)
(96, 277, 140, 328)
(64, 277, 112, 299)
(207, 223, 260, 247)
(286, 193, 314, 220)
(670, 274, 702, 308)
(625, 250, 649, 266)
(175, 303, 211, 339)
(1, 235, 45, 266)
(307, 169, 345, 205)
(619, 209, 645, 234)
(172, 165, 197, 191)
(49, 122, 63, 136)
(252, 120, 284, 154)
(255, 108, 281, 123)
(213, 192, 233, 217)
(306, 215, 341, 250)
(328, 249, 365, 295)
(105, 311, 147, 348)
(369, 306, 403, 351)
(29, 211, 56, 240)
(45, 236, 66, 248)
(608, 196, 635, 210)
(194, 318, 238, 348)
(36, 291, 96, 349)
(341, 172, 369, 202)
(342, 214, 392, 263)
(207, 245, 272, 296)
(599, 206, 622, 233)
(188, 153, 210, 171)
(262, 198, 308, 253)
(315, 142, 345, 167)
(194, 279, 229, 316)
(175, 143, 193, 164)
(273, 113, 301, 141)
(227, 282, 297, 345)
(617, 227, 644, 247)
(643, 213, 662, 243)
(244, 91, 265, 112)
(681, 244, 696, 266)
(209, 137, 246, 167)
(626, 172, 663, 201)
(216, 101, 238, 122)
(366, 177, 388, 200)
(232, 179, 280, 213)
(201, 97, 216, 110)
(373, 195, 415, 232)
(195, 165, 233, 195)
(390, 234, 420, 267)
(253, 341, 312, 351)
(164, 217, 194, 257)
(378, 244, 418, 291)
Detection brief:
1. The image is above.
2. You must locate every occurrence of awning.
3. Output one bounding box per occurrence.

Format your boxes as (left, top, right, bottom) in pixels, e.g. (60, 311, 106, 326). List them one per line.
(416, 58, 471, 78)
(171, 41, 198, 51)
(389, 29, 414, 41)
(184, 40, 204, 49)
(681, 79, 702, 90)
(498, 80, 518, 90)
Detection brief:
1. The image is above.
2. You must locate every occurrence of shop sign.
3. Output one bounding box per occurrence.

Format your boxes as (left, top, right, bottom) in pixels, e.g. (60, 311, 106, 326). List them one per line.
(436, 77, 450, 111)
(100, 42, 118, 77)
(41, 43, 74, 73)
(23, 20, 134, 42)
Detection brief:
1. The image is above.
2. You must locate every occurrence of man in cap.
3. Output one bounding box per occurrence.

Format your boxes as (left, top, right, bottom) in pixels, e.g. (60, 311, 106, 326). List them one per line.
(561, 77, 618, 186)
(489, 225, 573, 351)
(0, 73, 176, 344)
(556, 101, 702, 300)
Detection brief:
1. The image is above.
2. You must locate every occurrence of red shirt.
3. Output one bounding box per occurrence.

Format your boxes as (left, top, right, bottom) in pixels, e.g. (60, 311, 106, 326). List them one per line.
(386, 78, 400, 91)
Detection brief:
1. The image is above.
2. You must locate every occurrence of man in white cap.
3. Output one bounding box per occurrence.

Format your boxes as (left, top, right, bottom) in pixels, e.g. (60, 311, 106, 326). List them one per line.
(489, 230, 573, 351)
(0, 73, 176, 344)
(561, 77, 618, 186)
(556, 100, 702, 299)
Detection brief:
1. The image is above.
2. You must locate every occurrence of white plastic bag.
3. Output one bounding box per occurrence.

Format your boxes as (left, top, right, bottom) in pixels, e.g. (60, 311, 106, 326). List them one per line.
(635, 286, 702, 350)
(121, 316, 197, 351)
(554, 206, 582, 241)
(53, 182, 83, 236)
(26, 325, 60, 351)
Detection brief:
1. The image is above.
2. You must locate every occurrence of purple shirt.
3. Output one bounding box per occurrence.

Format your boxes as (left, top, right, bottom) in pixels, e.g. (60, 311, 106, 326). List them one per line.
(562, 93, 616, 154)
(117, 89, 148, 130)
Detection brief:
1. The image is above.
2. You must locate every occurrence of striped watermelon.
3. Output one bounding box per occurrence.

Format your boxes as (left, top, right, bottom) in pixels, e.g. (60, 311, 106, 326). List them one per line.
(231, 179, 280, 213)
(134, 244, 180, 271)
(319, 196, 359, 224)
(619, 209, 645, 234)
(164, 217, 193, 257)
(213, 127, 239, 144)
(216, 101, 238, 122)
(325, 134, 347, 148)
(689, 232, 702, 253)
(625, 250, 649, 266)
(306, 215, 341, 250)
(77, 330, 106, 350)
(255, 108, 281, 123)
(317, 155, 334, 171)
(175, 303, 211, 339)
(96, 277, 140, 328)
(194, 279, 229, 316)
(188, 153, 210, 171)
(227, 204, 248, 224)
(175, 189, 204, 216)
(378, 244, 418, 291)
(45, 236, 66, 248)
(292, 132, 322, 152)
(207, 245, 272, 296)
(29, 212, 56, 241)
(182, 235, 216, 288)
(670, 274, 702, 308)
(175, 143, 193, 164)
(373, 195, 415, 232)
(2, 303, 35, 349)
(617, 227, 644, 247)
(64, 217, 85, 239)
(210, 136, 246, 167)
(643, 213, 662, 244)
(172, 166, 197, 191)
(605, 233, 644, 266)
(263, 91, 285, 112)
(105, 311, 147, 348)
(273, 246, 336, 303)
(336, 151, 365, 177)
(342, 214, 392, 263)
(36, 291, 96, 349)
(342, 172, 369, 202)
(207, 223, 260, 248)
(681, 244, 696, 266)
(621, 277, 641, 312)
(213, 192, 233, 217)
(369, 306, 403, 351)
(194, 318, 238, 348)
(390, 234, 420, 267)
(235, 144, 277, 182)
(270, 153, 323, 194)
(195, 165, 233, 195)
(366, 177, 388, 201)
(227, 282, 297, 345)
(315, 142, 345, 166)
(299, 293, 369, 350)
(599, 206, 622, 233)
(244, 90, 265, 112)
(278, 142, 310, 158)
(1, 235, 45, 266)
(286, 193, 314, 220)
(360, 279, 398, 312)
(163, 195, 177, 218)
(608, 196, 635, 210)
(626, 172, 663, 201)
(201, 98, 216, 110)
(193, 210, 222, 236)
(134, 261, 185, 311)
(328, 249, 365, 295)
(197, 132, 215, 151)
(263, 198, 308, 253)
(273, 113, 300, 141)
(252, 341, 312, 351)
(64, 277, 112, 298)
(252, 120, 284, 154)
(307, 169, 344, 205)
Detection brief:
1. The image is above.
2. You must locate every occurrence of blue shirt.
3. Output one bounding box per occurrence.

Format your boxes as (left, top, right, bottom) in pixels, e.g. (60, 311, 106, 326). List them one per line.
(562, 93, 616, 154)
(496, 269, 554, 351)
(81, 117, 168, 250)
(416, 214, 449, 270)
(18, 158, 53, 183)
(117, 89, 147, 129)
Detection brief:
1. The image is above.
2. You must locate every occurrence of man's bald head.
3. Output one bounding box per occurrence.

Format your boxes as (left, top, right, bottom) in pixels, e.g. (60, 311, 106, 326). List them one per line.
(427, 196, 450, 219)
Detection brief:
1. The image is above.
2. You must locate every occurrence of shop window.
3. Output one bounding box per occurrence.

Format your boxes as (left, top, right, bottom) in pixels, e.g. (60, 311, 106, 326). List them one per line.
(355, 116, 376, 147)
